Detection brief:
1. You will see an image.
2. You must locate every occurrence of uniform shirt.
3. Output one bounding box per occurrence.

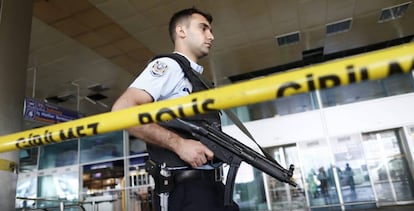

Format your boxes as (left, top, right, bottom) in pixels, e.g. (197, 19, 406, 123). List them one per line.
(129, 53, 219, 170)
(129, 52, 204, 101)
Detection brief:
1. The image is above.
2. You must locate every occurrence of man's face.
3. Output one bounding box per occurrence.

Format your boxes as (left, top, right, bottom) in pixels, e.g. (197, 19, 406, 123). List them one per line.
(184, 13, 214, 59)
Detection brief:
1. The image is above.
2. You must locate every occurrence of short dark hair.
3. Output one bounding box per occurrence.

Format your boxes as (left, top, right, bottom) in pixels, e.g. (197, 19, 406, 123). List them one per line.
(168, 7, 213, 44)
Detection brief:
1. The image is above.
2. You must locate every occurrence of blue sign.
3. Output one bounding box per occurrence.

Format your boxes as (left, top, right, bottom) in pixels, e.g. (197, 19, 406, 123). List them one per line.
(23, 97, 83, 124)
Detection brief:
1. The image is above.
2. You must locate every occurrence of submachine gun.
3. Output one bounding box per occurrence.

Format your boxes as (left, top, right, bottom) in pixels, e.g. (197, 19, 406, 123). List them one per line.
(171, 118, 297, 206)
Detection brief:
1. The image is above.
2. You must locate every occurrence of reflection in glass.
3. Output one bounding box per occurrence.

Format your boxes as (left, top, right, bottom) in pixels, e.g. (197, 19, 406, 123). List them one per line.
(15, 174, 37, 209)
(221, 106, 251, 126)
(129, 137, 147, 156)
(39, 139, 78, 169)
(233, 166, 267, 211)
(273, 92, 318, 115)
(19, 148, 38, 172)
(331, 135, 375, 206)
(223, 92, 318, 123)
(266, 145, 306, 210)
(363, 129, 414, 205)
(81, 160, 125, 211)
(320, 73, 414, 107)
(37, 171, 79, 208)
(80, 131, 124, 163)
(82, 160, 125, 196)
(129, 156, 154, 211)
(129, 156, 152, 188)
(298, 139, 340, 207)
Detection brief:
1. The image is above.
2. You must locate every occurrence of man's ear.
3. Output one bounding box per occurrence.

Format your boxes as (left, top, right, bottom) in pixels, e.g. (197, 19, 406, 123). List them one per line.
(176, 25, 186, 39)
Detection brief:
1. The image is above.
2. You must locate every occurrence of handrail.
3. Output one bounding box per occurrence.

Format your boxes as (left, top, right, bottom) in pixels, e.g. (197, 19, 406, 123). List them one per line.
(16, 197, 85, 211)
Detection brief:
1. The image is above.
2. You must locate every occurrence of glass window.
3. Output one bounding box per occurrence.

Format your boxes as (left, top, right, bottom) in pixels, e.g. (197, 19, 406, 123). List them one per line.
(128, 156, 154, 211)
(407, 125, 414, 167)
(362, 129, 414, 204)
(80, 131, 124, 163)
(39, 139, 78, 169)
(265, 145, 307, 210)
(384, 72, 414, 95)
(15, 173, 37, 209)
(129, 137, 147, 156)
(221, 106, 251, 126)
(320, 72, 414, 107)
(37, 169, 79, 208)
(232, 163, 268, 210)
(129, 155, 148, 168)
(247, 100, 277, 120)
(19, 148, 38, 172)
(273, 92, 318, 116)
(331, 134, 375, 206)
(298, 139, 340, 208)
(82, 160, 125, 197)
(222, 92, 318, 124)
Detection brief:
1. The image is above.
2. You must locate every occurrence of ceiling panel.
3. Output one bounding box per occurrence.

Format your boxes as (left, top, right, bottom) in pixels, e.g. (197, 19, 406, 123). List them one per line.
(297, 0, 328, 29)
(326, 0, 356, 22)
(72, 7, 113, 29)
(52, 18, 90, 37)
(94, 0, 137, 20)
(267, 1, 300, 35)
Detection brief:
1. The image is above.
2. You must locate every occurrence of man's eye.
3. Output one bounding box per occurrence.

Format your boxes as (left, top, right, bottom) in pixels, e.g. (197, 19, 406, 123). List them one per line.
(200, 24, 210, 31)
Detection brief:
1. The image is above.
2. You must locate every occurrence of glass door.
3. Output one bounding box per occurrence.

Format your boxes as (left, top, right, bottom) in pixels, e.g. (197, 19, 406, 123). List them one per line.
(298, 139, 340, 209)
(265, 145, 306, 210)
(362, 129, 414, 205)
(331, 134, 375, 208)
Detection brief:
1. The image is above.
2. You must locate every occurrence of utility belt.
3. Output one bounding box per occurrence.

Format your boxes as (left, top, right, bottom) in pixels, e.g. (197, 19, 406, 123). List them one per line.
(145, 159, 223, 194)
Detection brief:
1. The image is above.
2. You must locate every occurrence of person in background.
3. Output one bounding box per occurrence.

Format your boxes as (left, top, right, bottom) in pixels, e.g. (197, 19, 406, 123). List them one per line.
(345, 163, 356, 198)
(317, 167, 330, 204)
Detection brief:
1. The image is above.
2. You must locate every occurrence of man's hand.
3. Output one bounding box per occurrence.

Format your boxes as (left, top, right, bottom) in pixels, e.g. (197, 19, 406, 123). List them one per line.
(174, 138, 214, 168)
(112, 88, 215, 168)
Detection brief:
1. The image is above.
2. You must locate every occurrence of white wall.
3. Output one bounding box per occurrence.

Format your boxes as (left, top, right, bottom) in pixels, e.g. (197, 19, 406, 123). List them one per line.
(223, 92, 414, 148)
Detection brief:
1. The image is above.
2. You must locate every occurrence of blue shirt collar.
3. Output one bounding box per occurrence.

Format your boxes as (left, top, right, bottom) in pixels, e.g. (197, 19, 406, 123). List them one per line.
(173, 52, 204, 74)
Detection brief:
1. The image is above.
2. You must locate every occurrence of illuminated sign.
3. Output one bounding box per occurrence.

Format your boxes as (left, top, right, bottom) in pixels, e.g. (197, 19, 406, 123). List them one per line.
(23, 97, 83, 124)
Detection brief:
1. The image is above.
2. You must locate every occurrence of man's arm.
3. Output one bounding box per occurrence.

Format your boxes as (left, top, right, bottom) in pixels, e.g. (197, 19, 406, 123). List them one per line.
(111, 87, 214, 167)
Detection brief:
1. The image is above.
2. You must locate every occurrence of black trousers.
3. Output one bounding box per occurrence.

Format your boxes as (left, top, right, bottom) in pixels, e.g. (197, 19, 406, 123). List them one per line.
(152, 179, 239, 211)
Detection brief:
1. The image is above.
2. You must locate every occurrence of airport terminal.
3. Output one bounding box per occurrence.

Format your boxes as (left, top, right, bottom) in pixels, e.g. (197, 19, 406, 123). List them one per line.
(1, 0, 414, 210)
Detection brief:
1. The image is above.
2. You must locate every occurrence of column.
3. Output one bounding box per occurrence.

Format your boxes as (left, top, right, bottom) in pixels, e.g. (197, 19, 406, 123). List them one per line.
(0, 0, 33, 210)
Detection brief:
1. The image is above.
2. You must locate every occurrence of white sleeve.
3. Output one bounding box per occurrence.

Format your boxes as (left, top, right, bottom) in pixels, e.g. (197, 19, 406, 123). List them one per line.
(129, 57, 183, 101)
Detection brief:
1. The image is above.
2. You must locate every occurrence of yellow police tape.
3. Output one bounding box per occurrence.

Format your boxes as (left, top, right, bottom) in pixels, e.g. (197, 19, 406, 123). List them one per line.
(0, 43, 413, 153)
(0, 158, 17, 173)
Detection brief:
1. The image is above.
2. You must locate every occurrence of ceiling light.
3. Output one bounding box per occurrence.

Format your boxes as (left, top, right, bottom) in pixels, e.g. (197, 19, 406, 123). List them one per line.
(379, 1, 411, 22)
(86, 93, 108, 101)
(326, 18, 352, 35)
(88, 84, 110, 92)
(45, 94, 74, 103)
(275, 31, 300, 46)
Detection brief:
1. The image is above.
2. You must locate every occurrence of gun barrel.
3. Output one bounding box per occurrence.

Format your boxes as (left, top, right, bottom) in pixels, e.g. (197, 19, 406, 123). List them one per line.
(204, 125, 297, 187)
(173, 119, 297, 187)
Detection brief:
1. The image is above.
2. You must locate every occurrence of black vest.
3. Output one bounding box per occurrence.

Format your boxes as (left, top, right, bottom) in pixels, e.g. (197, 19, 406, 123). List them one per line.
(146, 53, 221, 167)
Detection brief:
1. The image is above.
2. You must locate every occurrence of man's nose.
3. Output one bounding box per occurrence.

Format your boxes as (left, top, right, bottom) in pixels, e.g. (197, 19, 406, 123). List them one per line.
(208, 31, 214, 41)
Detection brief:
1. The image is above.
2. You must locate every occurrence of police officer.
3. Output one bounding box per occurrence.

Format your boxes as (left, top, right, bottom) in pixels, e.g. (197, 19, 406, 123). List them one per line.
(112, 7, 239, 211)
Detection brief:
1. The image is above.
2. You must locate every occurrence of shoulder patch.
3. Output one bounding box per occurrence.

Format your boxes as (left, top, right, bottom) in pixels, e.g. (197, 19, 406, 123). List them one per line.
(151, 60, 168, 77)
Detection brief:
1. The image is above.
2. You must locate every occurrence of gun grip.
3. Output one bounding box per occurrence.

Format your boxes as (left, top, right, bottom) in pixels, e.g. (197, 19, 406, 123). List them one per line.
(224, 159, 241, 206)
